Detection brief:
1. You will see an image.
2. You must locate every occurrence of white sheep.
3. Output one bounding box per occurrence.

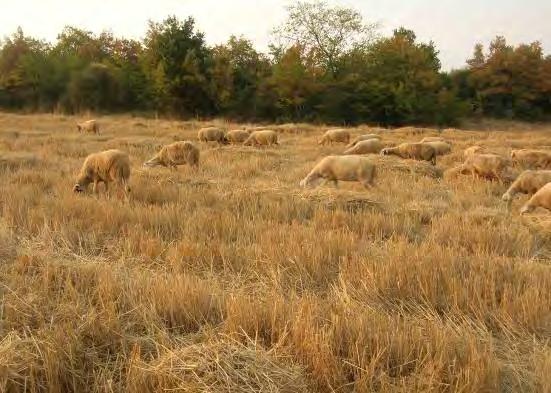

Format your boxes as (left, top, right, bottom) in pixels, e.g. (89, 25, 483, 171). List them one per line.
(198, 127, 227, 144)
(346, 134, 381, 148)
(502, 170, 551, 202)
(511, 149, 551, 170)
(343, 139, 384, 155)
(73, 149, 130, 198)
(243, 130, 279, 146)
(77, 120, 99, 134)
(299, 155, 376, 189)
(420, 136, 447, 144)
(319, 129, 350, 145)
(381, 143, 437, 165)
(226, 129, 251, 144)
(143, 141, 199, 170)
(423, 141, 451, 156)
(445, 153, 513, 183)
(520, 182, 551, 214)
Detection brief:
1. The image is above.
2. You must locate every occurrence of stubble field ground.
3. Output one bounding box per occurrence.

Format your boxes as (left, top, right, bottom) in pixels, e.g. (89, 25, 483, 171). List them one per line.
(0, 112, 550, 392)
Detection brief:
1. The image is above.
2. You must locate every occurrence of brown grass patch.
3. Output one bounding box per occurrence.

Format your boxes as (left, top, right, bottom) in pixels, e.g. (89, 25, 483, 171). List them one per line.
(0, 112, 549, 392)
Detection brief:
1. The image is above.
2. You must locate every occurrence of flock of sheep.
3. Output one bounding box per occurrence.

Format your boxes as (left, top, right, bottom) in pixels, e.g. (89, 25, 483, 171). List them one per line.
(73, 119, 551, 215)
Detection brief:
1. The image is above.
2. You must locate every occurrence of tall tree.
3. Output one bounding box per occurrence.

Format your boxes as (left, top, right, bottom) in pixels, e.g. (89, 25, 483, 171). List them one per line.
(272, 0, 377, 78)
(142, 16, 213, 115)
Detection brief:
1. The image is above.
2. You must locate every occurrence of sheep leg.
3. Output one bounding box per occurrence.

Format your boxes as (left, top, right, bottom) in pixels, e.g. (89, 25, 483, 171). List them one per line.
(92, 180, 99, 195)
(103, 181, 111, 198)
(361, 179, 374, 189)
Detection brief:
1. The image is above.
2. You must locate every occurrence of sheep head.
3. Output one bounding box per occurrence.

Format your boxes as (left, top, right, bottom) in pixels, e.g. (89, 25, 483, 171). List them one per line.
(143, 155, 161, 168)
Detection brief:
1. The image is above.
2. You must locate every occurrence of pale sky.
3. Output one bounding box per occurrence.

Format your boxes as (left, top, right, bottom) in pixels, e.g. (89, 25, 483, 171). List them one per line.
(0, 0, 549, 70)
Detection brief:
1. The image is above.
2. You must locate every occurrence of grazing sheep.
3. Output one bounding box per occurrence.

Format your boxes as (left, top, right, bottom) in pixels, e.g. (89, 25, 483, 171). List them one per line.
(319, 129, 350, 145)
(73, 149, 130, 198)
(343, 139, 383, 155)
(77, 120, 99, 134)
(381, 143, 437, 165)
(243, 130, 279, 146)
(464, 146, 486, 157)
(511, 149, 551, 170)
(446, 153, 513, 182)
(226, 129, 250, 144)
(424, 141, 452, 156)
(198, 127, 227, 144)
(520, 182, 551, 214)
(420, 136, 446, 144)
(143, 141, 199, 170)
(346, 134, 381, 148)
(299, 155, 376, 189)
(502, 170, 551, 202)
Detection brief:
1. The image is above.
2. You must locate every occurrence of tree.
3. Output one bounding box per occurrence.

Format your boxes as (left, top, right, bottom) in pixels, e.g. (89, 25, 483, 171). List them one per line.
(0, 27, 49, 108)
(331, 28, 450, 125)
(142, 16, 214, 115)
(210, 36, 271, 117)
(272, 1, 377, 78)
(266, 45, 322, 120)
(466, 37, 551, 119)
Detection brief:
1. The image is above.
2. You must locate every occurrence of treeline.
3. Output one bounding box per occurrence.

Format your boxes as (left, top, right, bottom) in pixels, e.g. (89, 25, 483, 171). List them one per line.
(0, 1, 549, 125)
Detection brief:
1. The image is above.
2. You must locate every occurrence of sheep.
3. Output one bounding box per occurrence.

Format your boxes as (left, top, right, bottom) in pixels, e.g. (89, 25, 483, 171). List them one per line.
(299, 155, 376, 189)
(446, 153, 513, 183)
(510, 149, 551, 170)
(243, 130, 279, 146)
(346, 134, 381, 148)
(73, 149, 130, 198)
(226, 129, 251, 144)
(198, 127, 227, 144)
(502, 170, 551, 203)
(520, 182, 551, 214)
(420, 136, 446, 143)
(380, 143, 437, 165)
(77, 120, 99, 134)
(464, 146, 485, 157)
(319, 129, 350, 145)
(343, 139, 383, 155)
(143, 141, 199, 170)
(423, 141, 452, 156)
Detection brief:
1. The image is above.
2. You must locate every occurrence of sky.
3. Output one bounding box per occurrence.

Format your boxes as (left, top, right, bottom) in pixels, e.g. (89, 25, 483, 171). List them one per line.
(0, 0, 549, 70)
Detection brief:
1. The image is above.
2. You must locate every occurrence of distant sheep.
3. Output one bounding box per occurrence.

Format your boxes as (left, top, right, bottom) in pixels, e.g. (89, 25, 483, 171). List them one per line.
(73, 149, 130, 198)
(511, 149, 551, 170)
(424, 141, 451, 156)
(464, 146, 485, 157)
(502, 170, 551, 202)
(77, 120, 99, 134)
(198, 127, 227, 144)
(243, 130, 279, 146)
(381, 143, 437, 165)
(143, 141, 199, 169)
(346, 134, 381, 148)
(446, 153, 513, 182)
(420, 136, 446, 144)
(226, 129, 250, 144)
(319, 129, 350, 145)
(520, 182, 551, 214)
(343, 139, 383, 155)
(300, 155, 376, 189)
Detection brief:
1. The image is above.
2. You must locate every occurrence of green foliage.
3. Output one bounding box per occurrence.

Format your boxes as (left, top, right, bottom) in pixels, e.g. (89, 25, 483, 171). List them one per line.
(142, 16, 214, 115)
(0, 6, 548, 124)
(465, 37, 551, 119)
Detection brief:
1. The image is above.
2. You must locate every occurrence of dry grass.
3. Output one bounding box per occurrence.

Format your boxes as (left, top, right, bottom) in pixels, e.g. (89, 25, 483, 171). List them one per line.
(0, 112, 550, 392)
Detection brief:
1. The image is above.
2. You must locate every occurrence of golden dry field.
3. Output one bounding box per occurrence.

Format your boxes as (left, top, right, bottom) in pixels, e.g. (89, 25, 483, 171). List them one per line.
(0, 112, 550, 392)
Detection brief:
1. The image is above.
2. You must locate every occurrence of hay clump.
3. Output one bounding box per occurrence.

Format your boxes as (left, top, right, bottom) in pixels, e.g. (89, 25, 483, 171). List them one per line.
(126, 338, 309, 393)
